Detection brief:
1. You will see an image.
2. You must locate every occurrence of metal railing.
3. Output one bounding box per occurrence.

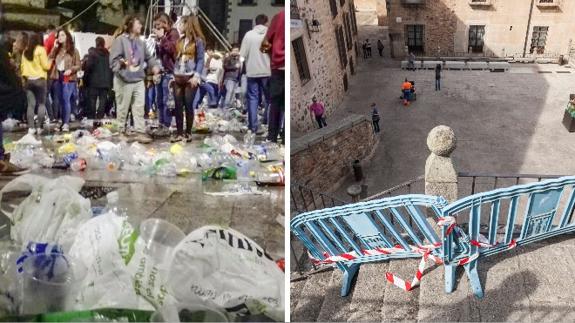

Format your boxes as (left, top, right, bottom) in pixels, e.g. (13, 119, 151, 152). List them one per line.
(458, 172, 567, 196)
(363, 175, 425, 201)
(290, 172, 570, 279)
(290, 182, 347, 277)
(290, 182, 347, 214)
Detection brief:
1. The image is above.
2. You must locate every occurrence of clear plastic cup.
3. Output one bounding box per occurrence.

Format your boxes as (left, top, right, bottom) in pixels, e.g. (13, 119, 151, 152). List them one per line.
(139, 218, 186, 264)
(21, 253, 83, 315)
(150, 302, 229, 322)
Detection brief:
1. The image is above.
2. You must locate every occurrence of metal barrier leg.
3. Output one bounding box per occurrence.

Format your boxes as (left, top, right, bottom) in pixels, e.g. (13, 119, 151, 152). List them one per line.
(341, 264, 360, 297)
(464, 261, 484, 298)
(444, 263, 456, 293)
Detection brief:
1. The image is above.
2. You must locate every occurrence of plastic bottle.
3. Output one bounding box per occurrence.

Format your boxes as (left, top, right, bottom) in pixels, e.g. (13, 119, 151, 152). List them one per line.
(243, 130, 255, 148)
(70, 158, 87, 172)
(102, 191, 128, 217)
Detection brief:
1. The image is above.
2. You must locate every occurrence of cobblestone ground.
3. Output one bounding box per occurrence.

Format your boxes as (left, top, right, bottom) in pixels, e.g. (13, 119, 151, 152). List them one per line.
(329, 58, 575, 199)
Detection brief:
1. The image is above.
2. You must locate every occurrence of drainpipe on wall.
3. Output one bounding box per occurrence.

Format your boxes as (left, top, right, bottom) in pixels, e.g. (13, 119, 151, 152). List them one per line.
(522, 0, 535, 58)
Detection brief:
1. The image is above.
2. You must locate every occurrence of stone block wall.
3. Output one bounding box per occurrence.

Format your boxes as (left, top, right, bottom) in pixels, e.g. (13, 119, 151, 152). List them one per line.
(388, 0, 457, 57)
(291, 114, 378, 193)
(291, 0, 359, 134)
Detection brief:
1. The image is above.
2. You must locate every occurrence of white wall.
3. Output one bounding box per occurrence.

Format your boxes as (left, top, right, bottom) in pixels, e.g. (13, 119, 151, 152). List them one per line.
(226, 1, 283, 44)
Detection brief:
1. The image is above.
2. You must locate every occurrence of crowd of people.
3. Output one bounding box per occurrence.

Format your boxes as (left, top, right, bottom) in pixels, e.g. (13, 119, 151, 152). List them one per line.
(0, 8, 284, 173)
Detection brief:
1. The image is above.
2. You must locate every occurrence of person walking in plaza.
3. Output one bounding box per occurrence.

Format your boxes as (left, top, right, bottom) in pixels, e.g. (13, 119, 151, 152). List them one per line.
(84, 37, 112, 121)
(365, 39, 372, 57)
(377, 39, 384, 57)
(371, 103, 380, 133)
(110, 15, 160, 143)
(240, 14, 271, 135)
(153, 12, 180, 130)
(435, 63, 442, 91)
(408, 51, 416, 71)
(172, 15, 205, 143)
(402, 78, 413, 106)
(20, 33, 51, 135)
(262, 9, 285, 143)
(48, 28, 81, 132)
(309, 96, 327, 129)
(221, 44, 242, 111)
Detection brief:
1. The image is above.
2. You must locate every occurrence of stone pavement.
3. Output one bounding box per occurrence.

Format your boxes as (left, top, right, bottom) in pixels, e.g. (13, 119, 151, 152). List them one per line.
(328, 59, 575, 200)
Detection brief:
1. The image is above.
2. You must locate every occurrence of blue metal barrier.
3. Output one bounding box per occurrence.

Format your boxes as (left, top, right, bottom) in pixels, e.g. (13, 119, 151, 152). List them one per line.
(291, 176, 575, 298)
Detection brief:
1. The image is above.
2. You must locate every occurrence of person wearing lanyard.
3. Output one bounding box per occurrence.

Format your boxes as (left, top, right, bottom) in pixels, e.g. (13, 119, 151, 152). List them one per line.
(171, 15, 205, 143)
(153, 12, 180, 130)
(48, 28, 81, 132)
(110, 15, 161, 144)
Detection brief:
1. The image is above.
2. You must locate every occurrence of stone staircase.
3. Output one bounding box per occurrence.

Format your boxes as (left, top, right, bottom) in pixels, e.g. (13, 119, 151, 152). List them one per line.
(291, 235, 575, 322)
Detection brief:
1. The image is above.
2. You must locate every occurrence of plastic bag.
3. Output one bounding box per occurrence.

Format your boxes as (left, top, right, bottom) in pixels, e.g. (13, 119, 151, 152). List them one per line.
(0, 175, 92, 252)
(14, 134, 41, 146)
(2, 118, 19, 132)
(68, 212, 156, 312)
(168, 226, 285, 321)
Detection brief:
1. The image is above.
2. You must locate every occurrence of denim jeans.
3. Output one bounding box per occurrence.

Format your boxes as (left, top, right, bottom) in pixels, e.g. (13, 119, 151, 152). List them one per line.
(194, 82, 219, 109)
(435, 78, 441, 91)
(54, 77, 75, 125)
(156, 74, 173, 127)
(222, 79, 238, 109)
(145, 84, 156, 118)
(246, 77, 270, 132)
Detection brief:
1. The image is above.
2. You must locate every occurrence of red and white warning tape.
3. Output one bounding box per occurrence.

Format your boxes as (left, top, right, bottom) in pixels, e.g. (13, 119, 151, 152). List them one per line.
(307, 215, 518, 292)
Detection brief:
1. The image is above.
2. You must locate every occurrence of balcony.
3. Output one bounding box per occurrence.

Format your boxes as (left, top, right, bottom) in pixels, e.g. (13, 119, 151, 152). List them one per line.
(536, 0, 561, 8)
(401, 0, 425, 5)
(469, 0, 493, 7)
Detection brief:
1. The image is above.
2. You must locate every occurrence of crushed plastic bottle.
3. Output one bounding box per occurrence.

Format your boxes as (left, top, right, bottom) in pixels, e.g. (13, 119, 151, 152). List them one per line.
(70, 158, 87, 172)
(243, 130, 255, 148)
(201, 166, 237, 181)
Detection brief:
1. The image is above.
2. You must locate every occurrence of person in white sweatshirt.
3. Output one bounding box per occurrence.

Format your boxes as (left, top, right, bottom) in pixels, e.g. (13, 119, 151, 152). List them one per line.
(240, 14, 270, 134)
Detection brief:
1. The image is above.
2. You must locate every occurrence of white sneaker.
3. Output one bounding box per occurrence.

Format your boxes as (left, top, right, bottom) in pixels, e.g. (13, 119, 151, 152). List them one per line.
(70, 114, 76, 122)
(27, 128, 36, 135)
(62, 124, 70, 132)
(36, 128, 43, 136)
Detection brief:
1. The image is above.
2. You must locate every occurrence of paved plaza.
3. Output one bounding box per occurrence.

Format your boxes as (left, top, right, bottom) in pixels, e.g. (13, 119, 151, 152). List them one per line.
(328, 58, 575, 199)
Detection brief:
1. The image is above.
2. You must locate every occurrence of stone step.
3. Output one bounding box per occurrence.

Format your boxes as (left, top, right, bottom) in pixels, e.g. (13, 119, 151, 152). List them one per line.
(380, 258, 422, 321)
(290, 279, 306, 318)
(417, 262, 477, 321)
(347, 262, 390, 322)
(316, 270, 355, 321)
(291, 269, 335, 322)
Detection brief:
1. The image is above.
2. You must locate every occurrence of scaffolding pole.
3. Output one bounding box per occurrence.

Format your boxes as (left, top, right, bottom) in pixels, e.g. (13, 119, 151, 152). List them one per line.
(148, 1, 231, 51)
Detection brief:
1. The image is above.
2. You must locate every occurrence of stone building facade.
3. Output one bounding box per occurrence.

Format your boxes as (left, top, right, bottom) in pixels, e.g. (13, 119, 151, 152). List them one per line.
(290, 0, 359, 134)
(387, 0, 575, 59)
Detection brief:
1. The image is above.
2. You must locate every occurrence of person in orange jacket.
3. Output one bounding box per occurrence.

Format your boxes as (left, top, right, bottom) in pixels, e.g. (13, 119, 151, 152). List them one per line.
(401, 78, 413, 106)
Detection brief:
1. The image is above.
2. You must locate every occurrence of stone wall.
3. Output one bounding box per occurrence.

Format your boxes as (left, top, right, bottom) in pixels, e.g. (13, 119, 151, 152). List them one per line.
(291, 114, 378, 193)
(290, 0, 359, 134)
(387, 0, 575, 58)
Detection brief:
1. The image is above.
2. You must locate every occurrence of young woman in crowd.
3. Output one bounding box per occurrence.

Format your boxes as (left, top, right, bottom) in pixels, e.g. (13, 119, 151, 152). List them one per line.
(49, 28, 81, 132)
(171, 15, 205, 143)
(20, 33, 51, 135)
